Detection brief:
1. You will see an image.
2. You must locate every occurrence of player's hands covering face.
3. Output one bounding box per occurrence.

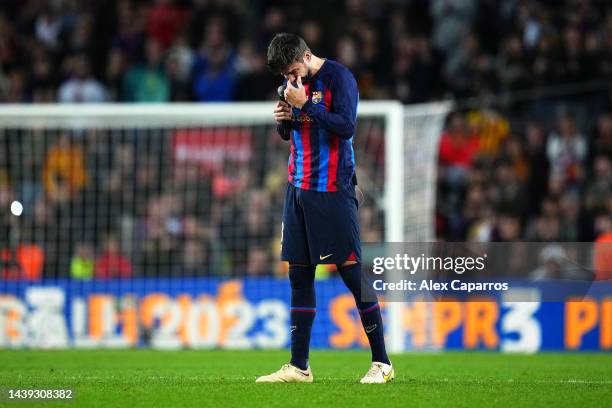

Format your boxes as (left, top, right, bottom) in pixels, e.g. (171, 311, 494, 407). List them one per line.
(284, 76, 308, 109)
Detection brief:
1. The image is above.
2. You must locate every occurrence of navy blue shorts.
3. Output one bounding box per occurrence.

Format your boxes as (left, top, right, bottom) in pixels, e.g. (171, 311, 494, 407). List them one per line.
(281, 182, 361, 265)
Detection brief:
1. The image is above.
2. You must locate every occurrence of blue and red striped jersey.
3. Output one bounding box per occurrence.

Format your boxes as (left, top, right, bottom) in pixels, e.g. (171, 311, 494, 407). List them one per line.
(278, 60, 358, 192)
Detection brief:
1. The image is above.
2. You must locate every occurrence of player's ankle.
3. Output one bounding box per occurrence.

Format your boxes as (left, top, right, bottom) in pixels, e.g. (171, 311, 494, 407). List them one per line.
(290, 361, 309, 371)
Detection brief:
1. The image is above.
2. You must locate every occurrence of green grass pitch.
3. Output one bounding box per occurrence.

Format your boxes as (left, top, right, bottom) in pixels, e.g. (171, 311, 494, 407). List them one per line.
(1, 350, 610, 407)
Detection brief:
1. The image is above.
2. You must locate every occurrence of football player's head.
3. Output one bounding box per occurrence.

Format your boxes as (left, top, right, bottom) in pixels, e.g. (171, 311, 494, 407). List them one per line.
(267, 33, 312, 83)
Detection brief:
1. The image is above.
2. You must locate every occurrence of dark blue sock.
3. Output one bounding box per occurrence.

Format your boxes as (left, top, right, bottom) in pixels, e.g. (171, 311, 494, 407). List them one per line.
(289, 264, 316, 370)
(338, 263, 390, 365)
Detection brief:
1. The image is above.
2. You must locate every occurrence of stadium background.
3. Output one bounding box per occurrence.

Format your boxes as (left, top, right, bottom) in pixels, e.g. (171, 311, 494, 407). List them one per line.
(0, 0, 610, 353)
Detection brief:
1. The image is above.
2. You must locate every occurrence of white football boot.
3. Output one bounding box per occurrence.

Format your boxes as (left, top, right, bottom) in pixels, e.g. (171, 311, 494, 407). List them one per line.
(360, 362, 394, 383)
(255, 363, 313, 383)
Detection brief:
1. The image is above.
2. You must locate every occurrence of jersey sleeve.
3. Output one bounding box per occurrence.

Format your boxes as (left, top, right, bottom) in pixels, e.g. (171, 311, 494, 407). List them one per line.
(276, 123, 291, 140)
(275, 78, 292, 141)
(301, 68, 358, 139)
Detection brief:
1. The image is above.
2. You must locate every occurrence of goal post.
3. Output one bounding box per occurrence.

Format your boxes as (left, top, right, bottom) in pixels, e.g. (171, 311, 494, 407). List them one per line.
(0, 101, 450, 351)
(381, 101, 453, 352)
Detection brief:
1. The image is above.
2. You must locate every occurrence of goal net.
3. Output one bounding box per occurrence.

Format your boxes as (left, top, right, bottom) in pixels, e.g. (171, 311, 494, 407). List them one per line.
(0, 102, 450, 350)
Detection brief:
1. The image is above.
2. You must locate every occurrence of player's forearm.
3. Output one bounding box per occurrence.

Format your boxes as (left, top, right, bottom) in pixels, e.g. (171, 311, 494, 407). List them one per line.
(276, 123, 291, 141)
(301, 101, 355, 139)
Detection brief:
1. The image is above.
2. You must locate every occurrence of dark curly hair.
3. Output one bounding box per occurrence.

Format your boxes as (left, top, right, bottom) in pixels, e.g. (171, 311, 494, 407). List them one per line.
(266, 33, 310, 75)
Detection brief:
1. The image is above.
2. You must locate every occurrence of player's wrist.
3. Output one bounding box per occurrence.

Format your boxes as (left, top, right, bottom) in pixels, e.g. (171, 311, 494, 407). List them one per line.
(301, 99, 313, 112)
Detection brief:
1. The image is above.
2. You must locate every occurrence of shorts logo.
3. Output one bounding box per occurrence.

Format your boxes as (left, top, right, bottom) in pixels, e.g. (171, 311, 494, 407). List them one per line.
(311, 91, 323, 104)
(319, 253, 333, 260)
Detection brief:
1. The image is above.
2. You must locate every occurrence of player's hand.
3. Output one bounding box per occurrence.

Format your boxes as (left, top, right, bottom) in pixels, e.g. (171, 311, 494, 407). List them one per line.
(284, 76, 308, 109)
(274, 100, 292, 123)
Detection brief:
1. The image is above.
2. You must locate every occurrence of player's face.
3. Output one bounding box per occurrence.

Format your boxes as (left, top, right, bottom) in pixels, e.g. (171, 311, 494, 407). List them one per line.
(282, 52, 311, 83)
(282, 63, 307, 83)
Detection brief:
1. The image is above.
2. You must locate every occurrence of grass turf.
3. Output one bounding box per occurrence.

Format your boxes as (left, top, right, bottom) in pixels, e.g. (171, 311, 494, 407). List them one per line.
(0, 350, 610, 407)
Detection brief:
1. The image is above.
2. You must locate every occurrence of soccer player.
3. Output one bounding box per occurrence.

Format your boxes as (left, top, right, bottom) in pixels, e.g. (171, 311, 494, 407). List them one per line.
(256, 33, 394, 384)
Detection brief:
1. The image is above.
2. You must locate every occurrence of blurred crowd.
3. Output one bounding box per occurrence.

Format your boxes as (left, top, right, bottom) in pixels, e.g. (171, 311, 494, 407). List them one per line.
(436, 110, 612, 245)
(0, 0, 610, 104)
(0, 0, 611, 279)
(0, 124, 384, 279)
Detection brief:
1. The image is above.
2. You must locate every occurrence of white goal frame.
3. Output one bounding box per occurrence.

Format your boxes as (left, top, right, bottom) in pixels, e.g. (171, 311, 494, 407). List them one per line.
(0, 101, 451, 352)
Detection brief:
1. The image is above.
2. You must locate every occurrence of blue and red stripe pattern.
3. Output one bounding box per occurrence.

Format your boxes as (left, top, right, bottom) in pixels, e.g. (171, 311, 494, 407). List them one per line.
(358, 303, 380, 315)
(286, 61, 357, 192)
(290, 307, 317, 313)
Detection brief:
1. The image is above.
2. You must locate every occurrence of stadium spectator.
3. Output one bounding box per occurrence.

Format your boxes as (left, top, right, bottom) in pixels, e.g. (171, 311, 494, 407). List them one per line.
(219, 188, 274, 275)
(170, 163, 212, 219)
(70, 242, 94, 280)
(58, 55, 107, 103)
(122, 38, 169, 102)
(1, 248, 21, 280)
(146, 0, 185, 50)
(140, 193, 182, 277)
(524, 122, 550, 216)
(34, 6, 62, 51)
(43, 132, 88, 202)
(530, 245, 570, 280)
(0, 13, 15, 69)
(192, 45, 235, 101)
(30, 53, 56, 102)
(11, 244, 45, 280)
(112, 0, 146, 61)
(94, 235, 132, 279)
(585, 155, 612, 214)
(3, 70, 27, 103)
(593, 215, 612, 280)
(247, 245, 271, 276)
(430, 0, 477, 58)
(134, 155, 161, 218)
(591, 112, 612, 158)
(192, 17, 236, 102)
(466, 110, 509, 157)
(497, 35, 530, 93)
(65, 12, 92, 56)
(233, 40, 276, 101)
(494, 213, 522, 242)
(22, 197, 65, 279)
(104, 48, 126, 102)
(559, 192, 584, 241)
(438, 112, 480, 190)
(165, 33, 194, 101)
(392, 34, 435, 103)
(179, 214, 219, 276)
(546, 114, 588, 189)
(359, 204, 383, 243)
(181, 239, 212, 276)
(489, 159, 529, 219)
(556, 26, 589, 84)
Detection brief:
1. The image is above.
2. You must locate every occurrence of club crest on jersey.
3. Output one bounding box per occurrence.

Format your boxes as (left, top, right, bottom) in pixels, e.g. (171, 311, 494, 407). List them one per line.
(311, 91, 323, 104)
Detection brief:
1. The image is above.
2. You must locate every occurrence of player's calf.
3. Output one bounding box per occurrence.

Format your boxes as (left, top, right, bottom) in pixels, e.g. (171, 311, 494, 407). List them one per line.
(337, 262, 391, 366)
